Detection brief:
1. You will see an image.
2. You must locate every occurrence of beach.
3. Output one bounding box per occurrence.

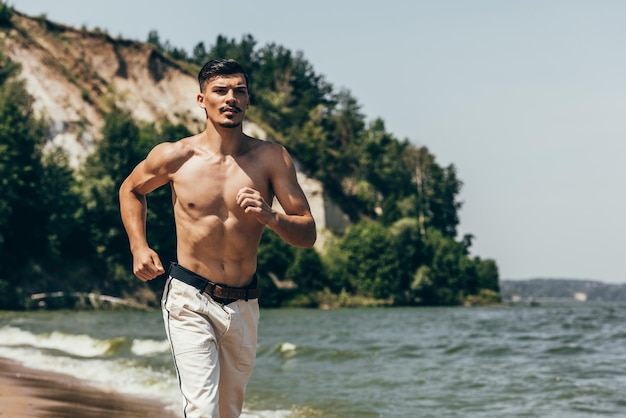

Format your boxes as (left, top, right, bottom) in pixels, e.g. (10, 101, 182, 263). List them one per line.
(0, 358, 178, 418)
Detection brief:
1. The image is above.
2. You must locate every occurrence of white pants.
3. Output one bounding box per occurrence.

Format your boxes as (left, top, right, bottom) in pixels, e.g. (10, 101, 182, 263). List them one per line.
(162, 276, 260, 418)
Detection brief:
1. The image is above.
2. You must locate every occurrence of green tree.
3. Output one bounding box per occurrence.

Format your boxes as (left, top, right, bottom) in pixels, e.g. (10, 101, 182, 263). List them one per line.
(40, 147, 82, 260)
(410, 229, 495, 305)
(402, 146, 463, 237)
(411, 230, 466, 305)
(357, 120, 414, 223)
(388, 218, 425, 304)
(146, 30, 162, 50)
(0, 59, 48, 307)
(335, 221, 399, 299)
(0, 2, 12, 28)
(256, 228, 295, 307)
(475, 258, 500, 293)
(34, 147, 90, 294)
(192, 41, 209, 66)
(285, 247, 327, 294)
(253, 43, 330, 130)
(0, 77, 46, 267)
(427, 163, 462, 237)
(78, 108, 145, 292)
(212, 34, 257, 69)
(291, 105, 328, 176)
(0, 49, 19, 86)
(320, 235, 351, 294)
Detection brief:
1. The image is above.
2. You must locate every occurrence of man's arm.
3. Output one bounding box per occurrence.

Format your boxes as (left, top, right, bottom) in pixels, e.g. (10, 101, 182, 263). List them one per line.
(236, 145, 316, 248)
(119, 142, 183, 280)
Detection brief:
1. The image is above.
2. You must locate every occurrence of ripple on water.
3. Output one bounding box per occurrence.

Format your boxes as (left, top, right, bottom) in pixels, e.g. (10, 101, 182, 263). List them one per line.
(444, 343, 471, 355)
(544, 344, 593, 355)
(476, 346, 514, 357)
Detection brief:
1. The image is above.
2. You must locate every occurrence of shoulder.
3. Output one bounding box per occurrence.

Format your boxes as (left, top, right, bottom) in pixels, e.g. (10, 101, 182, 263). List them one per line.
(248, 138, 300, 180)
(144, 136, 197, 175)
(246, 136, 293, 164)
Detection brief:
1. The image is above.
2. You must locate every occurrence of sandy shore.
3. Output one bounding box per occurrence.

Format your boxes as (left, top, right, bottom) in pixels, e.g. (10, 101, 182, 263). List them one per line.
(0, 357, 179, 418)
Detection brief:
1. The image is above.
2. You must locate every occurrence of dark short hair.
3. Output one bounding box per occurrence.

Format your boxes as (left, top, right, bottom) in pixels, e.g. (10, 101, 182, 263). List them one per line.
(198, 59, 250, 92)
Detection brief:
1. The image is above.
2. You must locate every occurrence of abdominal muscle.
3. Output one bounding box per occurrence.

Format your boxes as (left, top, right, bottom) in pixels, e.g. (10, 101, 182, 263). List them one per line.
(173, 209, 265, 288)
(167, 141, 272, 287)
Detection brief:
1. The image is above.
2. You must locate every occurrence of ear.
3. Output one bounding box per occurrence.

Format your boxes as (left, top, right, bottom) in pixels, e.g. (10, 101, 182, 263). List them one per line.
(197, 93, 206, 109)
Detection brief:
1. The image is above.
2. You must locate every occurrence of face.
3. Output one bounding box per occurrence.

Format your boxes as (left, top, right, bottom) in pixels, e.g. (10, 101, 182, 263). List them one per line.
(197, 74, 250, 128)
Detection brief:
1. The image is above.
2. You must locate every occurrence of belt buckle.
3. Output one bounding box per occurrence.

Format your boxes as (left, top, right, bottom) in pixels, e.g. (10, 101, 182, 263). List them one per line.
(203, 282, 216, 297)
(211, 283, 234, 300)
(216, 284, 229, 299)
(204, 281, 252, 302)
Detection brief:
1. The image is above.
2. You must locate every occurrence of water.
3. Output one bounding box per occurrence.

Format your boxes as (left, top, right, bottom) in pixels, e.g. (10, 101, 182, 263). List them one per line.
(1, 303, 626, 417)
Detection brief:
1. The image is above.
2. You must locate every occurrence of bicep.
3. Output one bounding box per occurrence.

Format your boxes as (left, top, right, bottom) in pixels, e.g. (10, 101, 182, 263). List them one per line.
(122, 144, 174, 195)
(124, 161, 169, 196)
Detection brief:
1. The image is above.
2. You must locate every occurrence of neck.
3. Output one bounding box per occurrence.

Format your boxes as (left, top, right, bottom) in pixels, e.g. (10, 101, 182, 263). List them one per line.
(203, 122, 247, 156)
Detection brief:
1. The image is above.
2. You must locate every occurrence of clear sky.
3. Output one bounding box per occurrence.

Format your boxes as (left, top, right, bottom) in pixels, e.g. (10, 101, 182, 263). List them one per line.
(10, 0, 626, 283)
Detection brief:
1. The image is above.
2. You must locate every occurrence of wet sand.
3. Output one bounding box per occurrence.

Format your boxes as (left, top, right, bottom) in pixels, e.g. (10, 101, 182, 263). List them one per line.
(0, 357, 178, 418)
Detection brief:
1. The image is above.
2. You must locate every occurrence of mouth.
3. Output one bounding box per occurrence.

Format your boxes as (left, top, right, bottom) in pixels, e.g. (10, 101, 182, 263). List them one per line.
(220, 105, 241, 114)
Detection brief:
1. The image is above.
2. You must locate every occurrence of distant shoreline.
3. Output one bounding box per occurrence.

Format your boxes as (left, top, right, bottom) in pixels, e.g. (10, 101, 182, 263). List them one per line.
(499, 278, 626, 303)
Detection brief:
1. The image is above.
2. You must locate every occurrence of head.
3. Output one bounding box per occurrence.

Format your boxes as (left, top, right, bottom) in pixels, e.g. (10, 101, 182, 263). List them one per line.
(198, 59, 250, 93)
(197, 59, 250, 128)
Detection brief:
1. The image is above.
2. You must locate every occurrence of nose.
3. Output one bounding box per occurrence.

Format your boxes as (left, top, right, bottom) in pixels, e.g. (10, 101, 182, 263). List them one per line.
(225, 89, 236, 103)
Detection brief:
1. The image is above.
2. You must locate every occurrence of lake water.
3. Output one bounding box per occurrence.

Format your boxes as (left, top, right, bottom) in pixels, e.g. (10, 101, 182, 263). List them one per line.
(1, 303, 625, 417)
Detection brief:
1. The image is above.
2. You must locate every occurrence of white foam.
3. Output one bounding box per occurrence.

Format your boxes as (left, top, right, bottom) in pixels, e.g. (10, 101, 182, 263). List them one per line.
(279, 342, 297, 353)
(0, 326, 117, 357)
(131, 338, 171, 356)
(0, 345, 180, 406)
(241, 410, 293, 418)
(0, 326, 296, 417)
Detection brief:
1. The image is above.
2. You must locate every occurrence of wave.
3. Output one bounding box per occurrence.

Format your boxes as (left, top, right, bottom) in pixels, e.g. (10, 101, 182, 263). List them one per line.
(0, 344, 180, 406)
(0, 325, 170, 357)
(257, 341, 364, 364)
(0, 325, 295, 417)
(0, 344, 293, 418)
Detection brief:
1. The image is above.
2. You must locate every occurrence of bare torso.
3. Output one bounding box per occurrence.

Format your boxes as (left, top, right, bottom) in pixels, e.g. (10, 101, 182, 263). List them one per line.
(120, 70, 315, 285)
(170, 134, 273, 287)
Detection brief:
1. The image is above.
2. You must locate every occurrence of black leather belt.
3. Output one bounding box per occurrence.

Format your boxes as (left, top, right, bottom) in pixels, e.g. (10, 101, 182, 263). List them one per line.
(168, 262, 260, 303)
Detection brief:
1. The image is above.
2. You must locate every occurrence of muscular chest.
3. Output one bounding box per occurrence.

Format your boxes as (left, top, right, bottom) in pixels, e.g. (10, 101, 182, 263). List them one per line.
(171, 155, 271, 218)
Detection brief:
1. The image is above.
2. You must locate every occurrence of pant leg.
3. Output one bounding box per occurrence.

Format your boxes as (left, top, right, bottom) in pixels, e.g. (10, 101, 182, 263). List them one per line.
(162, 277, 260, 418)
(218, 299, 260, 418)
(162, 277, 228, 418)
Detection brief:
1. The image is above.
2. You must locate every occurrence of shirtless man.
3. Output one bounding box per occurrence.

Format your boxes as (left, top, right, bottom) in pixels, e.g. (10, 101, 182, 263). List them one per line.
(119, 59, 316, 417)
